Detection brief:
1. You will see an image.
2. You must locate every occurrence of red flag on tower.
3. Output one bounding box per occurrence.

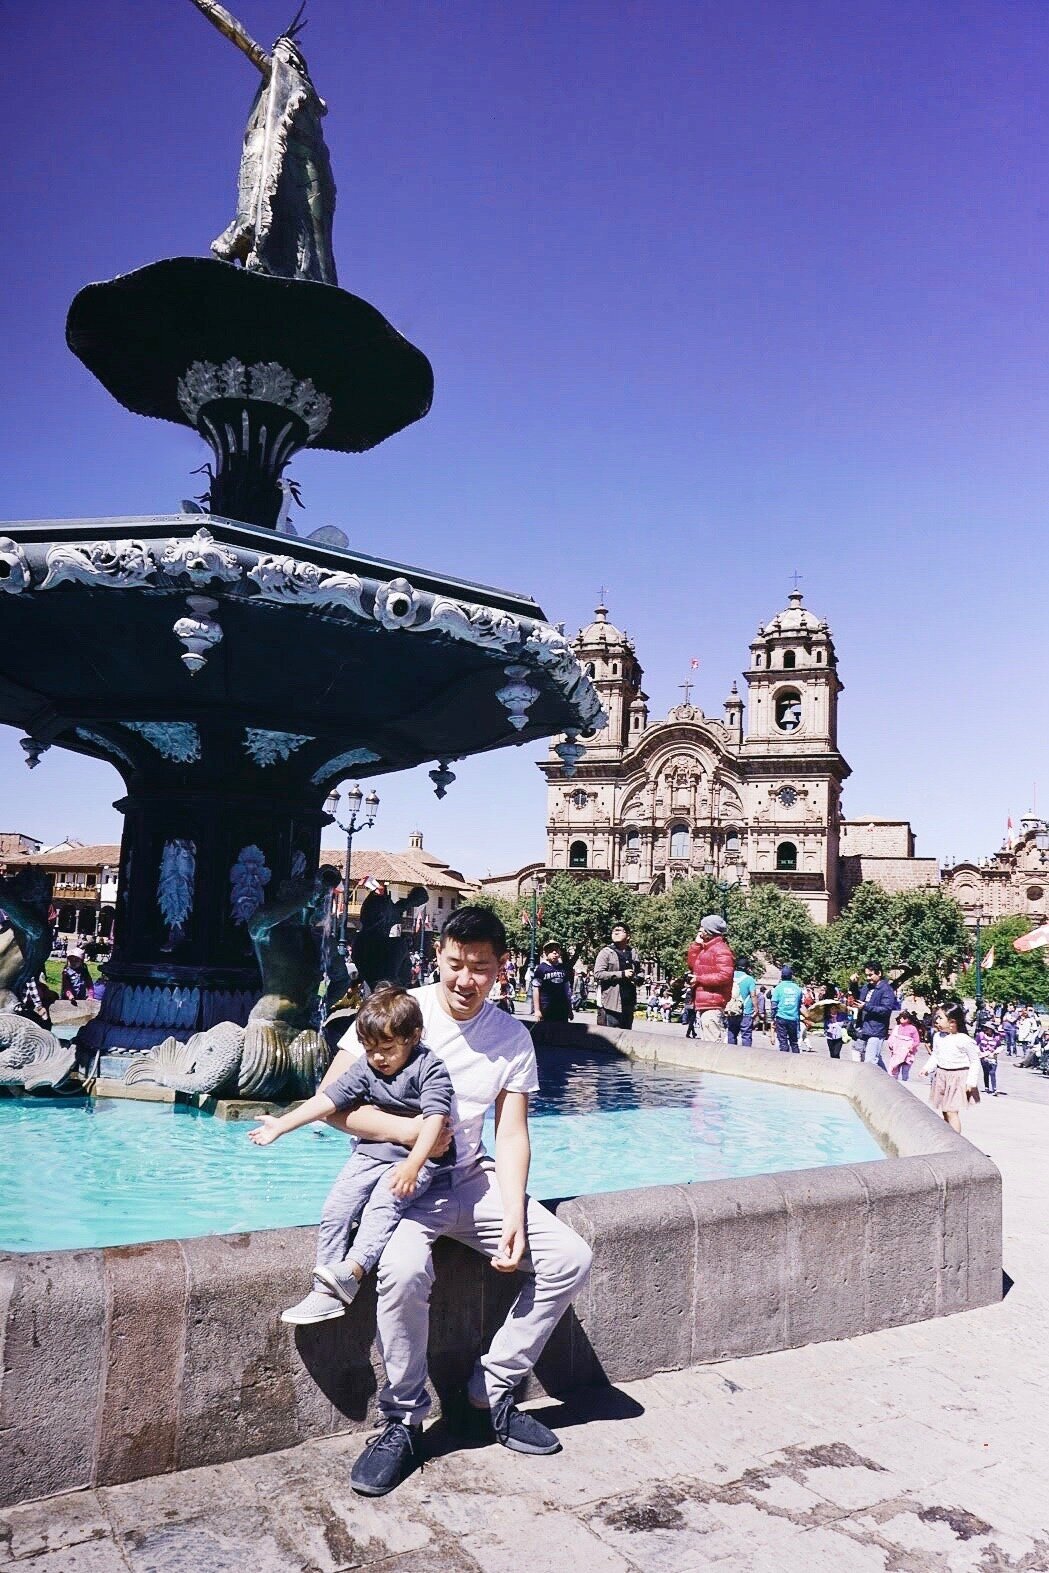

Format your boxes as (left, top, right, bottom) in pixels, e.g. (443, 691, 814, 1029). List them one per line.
(1006, 816, 1014, 850)
(1014, 924, 1049, 954)
(690, 658, 699, 670)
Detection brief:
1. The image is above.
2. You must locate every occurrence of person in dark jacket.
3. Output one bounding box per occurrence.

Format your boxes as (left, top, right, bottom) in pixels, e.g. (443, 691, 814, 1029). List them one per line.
(594, 924, 641, 1029)
(857, 963, 898, 1071)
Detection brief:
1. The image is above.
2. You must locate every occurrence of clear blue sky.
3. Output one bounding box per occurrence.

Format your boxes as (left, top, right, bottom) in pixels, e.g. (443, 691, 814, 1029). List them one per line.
(2, 0, 1046, 875)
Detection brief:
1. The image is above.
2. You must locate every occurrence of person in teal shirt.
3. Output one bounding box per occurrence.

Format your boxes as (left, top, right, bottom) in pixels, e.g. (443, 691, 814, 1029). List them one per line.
(771, 965, 803, 1053)
(725, 963, 758, 1047)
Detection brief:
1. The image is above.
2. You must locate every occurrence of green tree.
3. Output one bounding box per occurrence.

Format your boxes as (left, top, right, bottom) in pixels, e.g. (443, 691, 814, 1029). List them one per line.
(630, 876, 728, 977)
(731, 883, 828, 980)
(533, 874, 640, 966)
(889, 887, 971, 999)
(827, 882, 969, 997)
(956, 916, 1049, 1006)
(470, 891, 527, 958)
(629, 877, 826, 981)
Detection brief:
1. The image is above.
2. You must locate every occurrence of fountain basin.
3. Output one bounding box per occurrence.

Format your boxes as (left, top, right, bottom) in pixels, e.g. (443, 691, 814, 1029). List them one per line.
(0, 1027, 1002, 1507)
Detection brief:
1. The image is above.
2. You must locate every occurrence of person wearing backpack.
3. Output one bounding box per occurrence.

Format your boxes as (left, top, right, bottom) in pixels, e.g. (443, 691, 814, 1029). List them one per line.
(725, 960, 758, 1046)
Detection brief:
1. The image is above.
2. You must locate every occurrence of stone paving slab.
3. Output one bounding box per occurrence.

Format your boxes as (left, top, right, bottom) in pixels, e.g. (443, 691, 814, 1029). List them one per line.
(3, 1088, 1048, 1571)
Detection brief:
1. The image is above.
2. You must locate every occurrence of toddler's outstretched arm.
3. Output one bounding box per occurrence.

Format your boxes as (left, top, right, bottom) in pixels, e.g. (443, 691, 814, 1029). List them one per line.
(249, 1090, 339, 1146)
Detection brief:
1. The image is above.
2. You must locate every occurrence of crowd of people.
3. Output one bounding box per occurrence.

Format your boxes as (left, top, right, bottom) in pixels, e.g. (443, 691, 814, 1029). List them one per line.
(524, 914, 1049, 1135)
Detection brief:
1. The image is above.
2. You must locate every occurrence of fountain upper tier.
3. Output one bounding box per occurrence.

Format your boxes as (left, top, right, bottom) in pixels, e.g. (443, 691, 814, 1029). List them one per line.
(0, 515, 602, 788)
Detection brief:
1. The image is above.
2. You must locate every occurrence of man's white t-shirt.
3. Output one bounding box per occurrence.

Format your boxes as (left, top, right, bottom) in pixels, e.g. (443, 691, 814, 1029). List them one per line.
(338, 984, 539, 1170)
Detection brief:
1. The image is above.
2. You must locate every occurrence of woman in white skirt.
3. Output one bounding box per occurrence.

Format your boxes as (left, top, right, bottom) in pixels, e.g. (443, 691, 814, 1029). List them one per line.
(918, 1002, 980, 1134)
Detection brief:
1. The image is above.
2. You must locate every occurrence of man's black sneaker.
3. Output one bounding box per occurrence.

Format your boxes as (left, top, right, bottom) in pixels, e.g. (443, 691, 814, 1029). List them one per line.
(490, 1392, 562, 1456)
(350, 1420, 423, 1496)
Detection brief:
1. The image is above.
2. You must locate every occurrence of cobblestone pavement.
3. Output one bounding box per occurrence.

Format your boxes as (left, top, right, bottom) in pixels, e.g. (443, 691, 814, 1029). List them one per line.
(3, 1050, 1047, 1571)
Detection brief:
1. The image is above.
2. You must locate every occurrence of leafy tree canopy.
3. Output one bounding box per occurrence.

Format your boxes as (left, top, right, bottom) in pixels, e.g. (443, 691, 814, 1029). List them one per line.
(531, 873, 640, 965)
(474, 875, 979, 999)
(827, 883, 969, 998)
(956, 915, 1049, 1006)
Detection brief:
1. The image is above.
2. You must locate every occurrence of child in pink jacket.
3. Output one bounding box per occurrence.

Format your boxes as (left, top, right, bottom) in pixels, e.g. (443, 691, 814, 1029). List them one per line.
(886, 1010, 921, 1082)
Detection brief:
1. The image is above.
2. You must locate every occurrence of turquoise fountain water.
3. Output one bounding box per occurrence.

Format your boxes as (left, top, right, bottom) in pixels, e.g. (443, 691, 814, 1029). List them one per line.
(0, 1052, 883, 1252)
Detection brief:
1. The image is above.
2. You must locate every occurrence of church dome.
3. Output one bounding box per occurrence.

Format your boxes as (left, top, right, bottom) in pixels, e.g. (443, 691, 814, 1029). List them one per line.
(760, 589, 827, 637)
(576, 599, 628, 645)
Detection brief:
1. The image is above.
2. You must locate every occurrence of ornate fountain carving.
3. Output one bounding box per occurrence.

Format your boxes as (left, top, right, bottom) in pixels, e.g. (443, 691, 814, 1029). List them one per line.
(128, 868, 339, 1101)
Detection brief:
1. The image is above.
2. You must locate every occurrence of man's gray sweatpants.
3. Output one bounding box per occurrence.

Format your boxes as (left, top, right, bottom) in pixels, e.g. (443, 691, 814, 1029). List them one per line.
(314, 1150, 437, 1286)
(374, 1160, 592, 1424)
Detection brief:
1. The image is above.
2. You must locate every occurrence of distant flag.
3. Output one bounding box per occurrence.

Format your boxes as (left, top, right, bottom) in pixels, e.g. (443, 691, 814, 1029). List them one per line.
(982, 946, 995, 970)
(690, 658, 699, 670)
(1006, 816, 1014, 850)
(1014, 923, 1049, 954)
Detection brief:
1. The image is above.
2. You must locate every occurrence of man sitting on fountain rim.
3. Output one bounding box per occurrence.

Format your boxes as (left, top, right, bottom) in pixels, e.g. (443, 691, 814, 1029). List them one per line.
(320, 904, 593, 1497)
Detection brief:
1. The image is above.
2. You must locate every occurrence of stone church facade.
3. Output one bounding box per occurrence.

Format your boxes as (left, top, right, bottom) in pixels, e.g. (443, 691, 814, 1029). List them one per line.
(480, 589, 1047, 932)
(540, 590, 853, 923)
(941, 820, 1049, 929)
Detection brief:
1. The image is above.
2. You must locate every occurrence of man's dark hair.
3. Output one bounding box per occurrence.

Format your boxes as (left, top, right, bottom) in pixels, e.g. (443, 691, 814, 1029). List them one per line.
(863, 962, 883, 975)
(356, 985, 424, 1048)
(440, 904, 508, 956)
(611, 921, 630, 935)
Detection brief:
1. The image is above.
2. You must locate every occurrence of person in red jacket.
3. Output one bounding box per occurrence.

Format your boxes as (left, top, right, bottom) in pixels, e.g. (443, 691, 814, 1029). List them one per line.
(686, 915, 736, 1041)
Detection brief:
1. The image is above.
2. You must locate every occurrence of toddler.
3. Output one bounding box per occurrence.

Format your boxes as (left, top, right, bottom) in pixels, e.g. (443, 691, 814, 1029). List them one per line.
(250, 984, 454, 1325)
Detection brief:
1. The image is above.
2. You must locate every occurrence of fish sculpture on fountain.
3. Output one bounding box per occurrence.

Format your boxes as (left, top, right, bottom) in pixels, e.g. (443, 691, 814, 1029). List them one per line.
(126, 866, 340, 1100)
(0, 869, 74, 1091)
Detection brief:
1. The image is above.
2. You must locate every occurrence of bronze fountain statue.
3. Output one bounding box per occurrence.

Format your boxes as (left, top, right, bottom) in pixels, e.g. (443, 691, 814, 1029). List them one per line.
(0, 1, 599, 1077)
(190, 0, 338, 285)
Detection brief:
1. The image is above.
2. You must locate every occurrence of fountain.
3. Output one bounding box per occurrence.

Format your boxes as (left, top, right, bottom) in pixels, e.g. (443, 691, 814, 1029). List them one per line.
(0, 2, 600, 1081)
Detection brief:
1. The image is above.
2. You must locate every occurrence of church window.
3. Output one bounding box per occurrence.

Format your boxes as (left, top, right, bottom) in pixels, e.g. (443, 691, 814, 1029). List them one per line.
(569, 841, 588, 869)
(669, 824, 690, 859)
(725, 830, 741, 859)
(624, 829, 640, 863)
(775, 690, 802, 732)
(1028, 886, 1044, 903)
(632, 713, 639, 728)
(755, 653, 762, 668)
(816, 650, 823, 664)
(783, 650, 796, 669)
(585, 662, 595, 678)
(776, 841, 798, 871)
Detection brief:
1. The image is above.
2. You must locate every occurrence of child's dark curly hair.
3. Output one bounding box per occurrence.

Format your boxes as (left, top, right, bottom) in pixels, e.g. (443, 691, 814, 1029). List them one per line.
(356, 985, 424, 1048)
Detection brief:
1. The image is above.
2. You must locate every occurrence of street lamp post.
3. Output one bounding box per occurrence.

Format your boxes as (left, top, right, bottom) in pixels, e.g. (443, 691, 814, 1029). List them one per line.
(702, 859, 731, 919)
(973, 908, 984, 1015)
(528, 875, 540, 977)
(323, 784, 380, 954)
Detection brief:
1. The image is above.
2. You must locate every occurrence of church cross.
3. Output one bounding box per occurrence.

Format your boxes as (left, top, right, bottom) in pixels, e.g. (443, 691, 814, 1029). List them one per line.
(678, 676, 693, 706)
(790, 569, 803, 592)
